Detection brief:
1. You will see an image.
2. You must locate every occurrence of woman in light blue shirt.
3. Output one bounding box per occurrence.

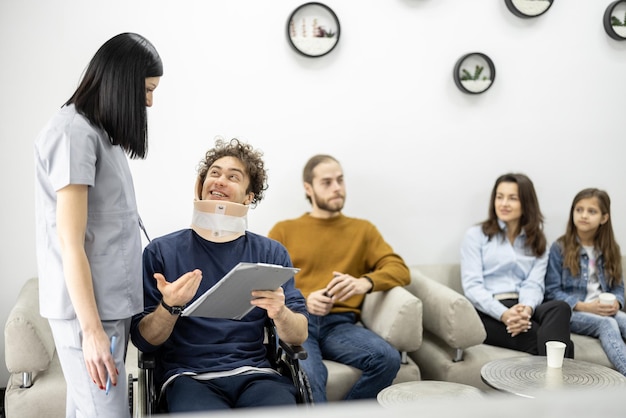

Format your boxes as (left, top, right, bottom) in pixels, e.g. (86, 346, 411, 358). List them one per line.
(460, 173, 573, 357)
(34, 33, 162, 417)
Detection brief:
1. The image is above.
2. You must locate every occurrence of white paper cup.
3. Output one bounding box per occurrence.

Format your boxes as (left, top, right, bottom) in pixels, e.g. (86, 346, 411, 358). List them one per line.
(545, 341, 566, 368)
(599, 292, 617, 305)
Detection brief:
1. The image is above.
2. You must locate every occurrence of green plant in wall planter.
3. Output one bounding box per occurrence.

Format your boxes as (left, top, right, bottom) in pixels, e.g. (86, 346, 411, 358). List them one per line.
(460, 65, 492, 94)
(511, 0, 552, 17)
(453, 52, 495, 94)
(611, 12, 626, 37)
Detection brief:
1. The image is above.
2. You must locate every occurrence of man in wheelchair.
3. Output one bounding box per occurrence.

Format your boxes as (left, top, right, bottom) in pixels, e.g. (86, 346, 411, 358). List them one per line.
(130, 138, 309, 413)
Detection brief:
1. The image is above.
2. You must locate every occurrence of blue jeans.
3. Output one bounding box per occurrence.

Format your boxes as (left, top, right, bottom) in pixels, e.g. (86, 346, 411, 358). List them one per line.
(164, 373, 297, 412)
(302, 312, 401, 403)
(571, 310, 626, 376)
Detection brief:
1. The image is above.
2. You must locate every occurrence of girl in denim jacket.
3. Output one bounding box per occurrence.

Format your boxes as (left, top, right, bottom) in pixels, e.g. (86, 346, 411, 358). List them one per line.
(545, 188, 626, 375)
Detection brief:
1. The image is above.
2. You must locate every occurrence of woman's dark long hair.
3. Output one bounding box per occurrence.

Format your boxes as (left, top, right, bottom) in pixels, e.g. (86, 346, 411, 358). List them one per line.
(481, 173, 546, 257)
(65, 33, 163, 159)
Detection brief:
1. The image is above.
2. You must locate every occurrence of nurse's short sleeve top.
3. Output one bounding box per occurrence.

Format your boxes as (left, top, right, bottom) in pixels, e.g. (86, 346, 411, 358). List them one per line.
(34, 105, 143, 320)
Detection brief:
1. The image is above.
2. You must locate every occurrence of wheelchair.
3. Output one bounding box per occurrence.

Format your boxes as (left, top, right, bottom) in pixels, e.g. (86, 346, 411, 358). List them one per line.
(128, 320, 313, 416)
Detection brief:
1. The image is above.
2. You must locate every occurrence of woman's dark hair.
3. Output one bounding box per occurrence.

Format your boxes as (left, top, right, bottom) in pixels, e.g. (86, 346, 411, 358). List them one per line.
(65, 32, 163, 159)
(558, 188, 622, 286)
(196, 138, 268, 208)
(481, 173, 546, 257)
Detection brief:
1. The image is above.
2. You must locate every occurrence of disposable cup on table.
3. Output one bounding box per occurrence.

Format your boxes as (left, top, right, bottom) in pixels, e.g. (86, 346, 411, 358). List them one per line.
(545, 341, 566, 368)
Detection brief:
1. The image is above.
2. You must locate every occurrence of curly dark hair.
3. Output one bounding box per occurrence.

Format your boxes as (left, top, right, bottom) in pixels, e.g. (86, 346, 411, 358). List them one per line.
(195, 138, 268, 207)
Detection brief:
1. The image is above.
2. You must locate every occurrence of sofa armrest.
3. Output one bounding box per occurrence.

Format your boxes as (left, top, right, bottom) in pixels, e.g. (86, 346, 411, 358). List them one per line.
(406, 267, 486, 350)
(361, 286, 423, 352)
(4, 278, 56, 373)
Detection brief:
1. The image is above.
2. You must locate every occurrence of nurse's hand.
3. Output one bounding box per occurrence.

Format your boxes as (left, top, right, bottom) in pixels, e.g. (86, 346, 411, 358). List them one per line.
(82, 328, 117, 391)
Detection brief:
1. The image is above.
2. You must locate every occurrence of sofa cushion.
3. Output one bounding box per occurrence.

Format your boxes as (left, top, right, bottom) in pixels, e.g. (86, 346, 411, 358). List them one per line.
(571, 333, 612, 369)
(361, 286, 423, 352)
(5, 278, 56, 373)
(5, 351, 66, 418)
(324, 360, 361, 402)
(413, 264, 464, 294)
(407, 267, 485, 349)
(410, 333, 530, 391)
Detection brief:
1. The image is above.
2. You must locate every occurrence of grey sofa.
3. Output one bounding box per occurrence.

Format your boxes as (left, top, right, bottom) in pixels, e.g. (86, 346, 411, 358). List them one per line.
(405, 261, 624, 391)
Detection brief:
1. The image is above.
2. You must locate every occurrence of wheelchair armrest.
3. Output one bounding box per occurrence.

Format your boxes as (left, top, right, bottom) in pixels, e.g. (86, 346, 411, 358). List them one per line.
(278, 339, 308, 361)
(138, 351, 156, 369)
(136, 350, 159, 415)
(276, 339, 313, 404)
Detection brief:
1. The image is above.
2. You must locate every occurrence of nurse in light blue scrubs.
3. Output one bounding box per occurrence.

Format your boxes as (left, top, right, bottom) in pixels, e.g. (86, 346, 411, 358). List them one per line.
(34, 32, 163, 418)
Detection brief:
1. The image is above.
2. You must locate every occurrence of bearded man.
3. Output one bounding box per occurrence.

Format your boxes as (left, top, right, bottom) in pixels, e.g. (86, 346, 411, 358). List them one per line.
(268, 154, 409, 403)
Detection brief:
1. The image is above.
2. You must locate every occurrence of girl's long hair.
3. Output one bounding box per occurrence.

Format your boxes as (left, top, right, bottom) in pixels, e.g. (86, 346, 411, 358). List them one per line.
(557, 188, 622, 286)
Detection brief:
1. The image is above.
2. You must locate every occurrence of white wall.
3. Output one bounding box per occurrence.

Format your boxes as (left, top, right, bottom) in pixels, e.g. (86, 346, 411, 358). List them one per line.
(1, 0, 625, 385)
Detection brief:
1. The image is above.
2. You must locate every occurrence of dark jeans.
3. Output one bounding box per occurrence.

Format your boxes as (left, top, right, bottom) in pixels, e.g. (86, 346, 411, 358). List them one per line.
(302, 312, 401, 402)
(164, 373, 297, 412)
(477, 299, 575, 358)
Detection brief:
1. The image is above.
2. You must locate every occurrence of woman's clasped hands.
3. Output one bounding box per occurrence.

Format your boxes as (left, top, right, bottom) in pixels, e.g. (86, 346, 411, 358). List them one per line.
(502, 304, 533, 337)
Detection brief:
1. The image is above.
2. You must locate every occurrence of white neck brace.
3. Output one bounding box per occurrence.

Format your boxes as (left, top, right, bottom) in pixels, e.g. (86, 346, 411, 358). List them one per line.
(191, 200, 249, 242)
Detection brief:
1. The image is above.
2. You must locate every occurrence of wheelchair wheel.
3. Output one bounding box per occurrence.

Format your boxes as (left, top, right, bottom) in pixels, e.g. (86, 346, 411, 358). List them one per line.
(128, 373, 136, 417)
(297, 369, 314, 405)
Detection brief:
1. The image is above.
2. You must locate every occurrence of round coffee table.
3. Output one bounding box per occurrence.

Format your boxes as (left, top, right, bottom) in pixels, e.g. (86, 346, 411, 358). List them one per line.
(377, 381, 484, 407)
(481, 356, 626, 398)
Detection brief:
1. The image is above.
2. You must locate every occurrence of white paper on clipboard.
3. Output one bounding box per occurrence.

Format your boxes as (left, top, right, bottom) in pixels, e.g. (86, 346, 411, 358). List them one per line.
(181, 262, 299, 320)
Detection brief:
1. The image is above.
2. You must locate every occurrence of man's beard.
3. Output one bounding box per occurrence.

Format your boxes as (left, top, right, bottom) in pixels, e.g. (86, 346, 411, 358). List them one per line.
(313, 193, 344, 213)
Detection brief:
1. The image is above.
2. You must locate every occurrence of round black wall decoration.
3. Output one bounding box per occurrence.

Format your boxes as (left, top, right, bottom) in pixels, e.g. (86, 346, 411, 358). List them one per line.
(453, 53, 496, 95)
(287, 3, 340, 57)
(505, 0, 554, 18)
(604, 1, 626, 40)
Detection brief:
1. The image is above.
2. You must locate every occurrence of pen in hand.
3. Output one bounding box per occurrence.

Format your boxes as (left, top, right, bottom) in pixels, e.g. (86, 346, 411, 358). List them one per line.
(105, 336, 117, 395)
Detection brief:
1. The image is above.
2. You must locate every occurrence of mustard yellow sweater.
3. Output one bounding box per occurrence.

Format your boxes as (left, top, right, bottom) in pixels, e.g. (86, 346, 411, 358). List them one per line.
(268, 213, 410, 316)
